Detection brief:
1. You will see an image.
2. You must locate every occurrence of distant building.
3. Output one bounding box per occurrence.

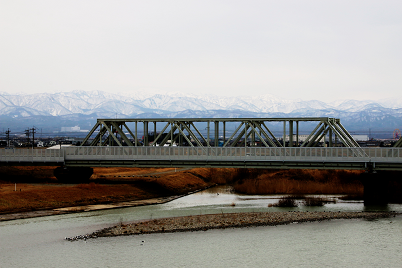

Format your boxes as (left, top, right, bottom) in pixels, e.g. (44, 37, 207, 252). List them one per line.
(61, 126, 81, 132)
(60, 126, 88, 133)
(352, 135, 369, 141)
(284, 135, 324, 143)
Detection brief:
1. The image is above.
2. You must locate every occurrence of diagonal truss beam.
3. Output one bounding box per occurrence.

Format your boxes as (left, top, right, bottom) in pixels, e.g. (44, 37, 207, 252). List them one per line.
(395, 136, 402, 147)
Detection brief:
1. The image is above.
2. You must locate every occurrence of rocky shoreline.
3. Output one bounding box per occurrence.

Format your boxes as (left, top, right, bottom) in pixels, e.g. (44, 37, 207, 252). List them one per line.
(67, 211, 399, 241)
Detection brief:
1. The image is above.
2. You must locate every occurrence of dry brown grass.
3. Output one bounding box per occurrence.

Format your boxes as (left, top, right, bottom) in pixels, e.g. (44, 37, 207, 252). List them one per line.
(207, 168, 238, 184)
(233, 169, 363, 195)
(0, 167, 212, 214)
(0, 183, 152, 214)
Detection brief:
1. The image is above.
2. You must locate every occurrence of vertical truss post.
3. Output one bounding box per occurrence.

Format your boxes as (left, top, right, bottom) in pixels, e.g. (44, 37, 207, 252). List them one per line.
(178, 122, 182, 146)
(135, 121, 138, 146)
(289, 120, 293, 147)
(223, 122, 226, 145)
(143, 121, 148, 146)
(296, 121, 299, 147)
(207, 121, 210, 146)
(170, 122, 173, 146)
(251, 122, 255, 146)
(215, 121, 219, 147)
(329, 126, 333, 147)
(242, 122, 247, 147)
(283, 121, 286, 147)
(108, 122, 113, 146)
(154, 121, 157, 145)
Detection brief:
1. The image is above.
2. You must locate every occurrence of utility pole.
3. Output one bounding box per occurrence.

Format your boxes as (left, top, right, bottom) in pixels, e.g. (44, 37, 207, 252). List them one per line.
(31, 127, 36, 148)
(25, 128, 30, 147)
(5, 128, 10, 147)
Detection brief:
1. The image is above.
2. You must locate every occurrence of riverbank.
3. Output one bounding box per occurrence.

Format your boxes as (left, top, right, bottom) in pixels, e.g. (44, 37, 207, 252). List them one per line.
(0, 194, 192, 222)
(70, 211, 398, 240)
(0, 167, 213, 217)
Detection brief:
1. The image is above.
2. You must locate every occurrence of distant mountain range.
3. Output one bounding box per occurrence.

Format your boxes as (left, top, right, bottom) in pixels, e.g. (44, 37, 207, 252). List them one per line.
(1, 90, 402, 137)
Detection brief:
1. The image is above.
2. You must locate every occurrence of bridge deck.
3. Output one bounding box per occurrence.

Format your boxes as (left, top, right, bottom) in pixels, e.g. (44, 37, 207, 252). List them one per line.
(1, 147, 402, 171)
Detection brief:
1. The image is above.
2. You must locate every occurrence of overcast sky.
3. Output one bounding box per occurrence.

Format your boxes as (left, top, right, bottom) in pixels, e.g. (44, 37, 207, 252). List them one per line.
(1, 1, 401, 101)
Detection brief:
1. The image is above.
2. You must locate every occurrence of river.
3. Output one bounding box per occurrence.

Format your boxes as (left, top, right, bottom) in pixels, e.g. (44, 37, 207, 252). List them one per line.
(1, 186, 402, 267)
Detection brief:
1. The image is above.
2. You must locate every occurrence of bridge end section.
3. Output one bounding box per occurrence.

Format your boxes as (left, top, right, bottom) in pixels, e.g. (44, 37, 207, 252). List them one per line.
(54, 166, 93, 183)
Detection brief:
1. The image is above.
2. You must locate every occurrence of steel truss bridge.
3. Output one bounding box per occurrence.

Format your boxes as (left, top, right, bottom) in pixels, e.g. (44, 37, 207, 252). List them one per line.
(1, 117, 402, 171)
(81, 117, 362, 148)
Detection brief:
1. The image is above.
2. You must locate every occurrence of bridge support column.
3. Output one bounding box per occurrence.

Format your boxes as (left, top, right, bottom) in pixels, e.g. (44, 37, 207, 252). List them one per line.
(361, 171, 388, 205)
(54, 167, 93, 183)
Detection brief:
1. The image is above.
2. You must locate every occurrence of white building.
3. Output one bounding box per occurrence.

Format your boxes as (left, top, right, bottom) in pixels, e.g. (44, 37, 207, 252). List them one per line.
(351, 135, 369, 141)
(284, 135, 324, 143)
(61, 126, 81, 132)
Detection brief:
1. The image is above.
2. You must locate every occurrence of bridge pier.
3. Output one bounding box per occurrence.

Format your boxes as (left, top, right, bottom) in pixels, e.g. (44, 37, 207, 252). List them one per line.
(54, 166, 93, 183)
(361, 171, 389, 206)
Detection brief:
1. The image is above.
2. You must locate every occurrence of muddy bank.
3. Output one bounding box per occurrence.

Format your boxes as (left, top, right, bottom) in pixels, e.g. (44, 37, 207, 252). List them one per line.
(71, 211, 398, 240)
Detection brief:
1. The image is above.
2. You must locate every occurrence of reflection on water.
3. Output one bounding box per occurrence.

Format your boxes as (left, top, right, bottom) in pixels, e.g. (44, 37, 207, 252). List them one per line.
(164, 185, 402, 213)
(1, 185, 402, 268)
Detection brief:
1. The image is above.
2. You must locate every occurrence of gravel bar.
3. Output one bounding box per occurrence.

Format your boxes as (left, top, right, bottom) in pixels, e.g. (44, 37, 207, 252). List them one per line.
(67, 211, 399, 241)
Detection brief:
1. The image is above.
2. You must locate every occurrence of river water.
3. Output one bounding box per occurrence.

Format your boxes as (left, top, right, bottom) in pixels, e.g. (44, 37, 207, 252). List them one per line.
(1, 186, 402, 267)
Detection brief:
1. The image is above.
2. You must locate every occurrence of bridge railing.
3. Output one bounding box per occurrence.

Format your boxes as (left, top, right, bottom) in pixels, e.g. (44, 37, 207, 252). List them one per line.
(62, 147, 400, 163)
(0, 148, 64, 163)
(1, 147, 401, 164)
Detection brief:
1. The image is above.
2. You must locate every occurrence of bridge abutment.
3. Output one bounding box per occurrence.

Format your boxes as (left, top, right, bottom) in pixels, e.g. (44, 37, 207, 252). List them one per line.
(54, 166, 93, 183)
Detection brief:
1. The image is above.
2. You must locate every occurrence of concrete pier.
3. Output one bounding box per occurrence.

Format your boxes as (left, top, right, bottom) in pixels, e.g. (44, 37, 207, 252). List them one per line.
(362, 171, 389, 205)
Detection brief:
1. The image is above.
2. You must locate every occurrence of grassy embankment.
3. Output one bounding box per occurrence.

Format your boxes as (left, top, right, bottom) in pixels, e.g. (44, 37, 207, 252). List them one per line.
(0, 166, 212, 214)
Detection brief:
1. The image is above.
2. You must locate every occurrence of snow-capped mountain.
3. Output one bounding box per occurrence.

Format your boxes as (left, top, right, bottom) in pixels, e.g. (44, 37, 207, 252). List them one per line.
(1, 90, 402, 134)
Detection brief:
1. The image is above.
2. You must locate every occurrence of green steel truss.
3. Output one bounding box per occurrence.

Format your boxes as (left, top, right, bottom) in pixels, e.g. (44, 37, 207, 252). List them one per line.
(81, 117, 361, 148)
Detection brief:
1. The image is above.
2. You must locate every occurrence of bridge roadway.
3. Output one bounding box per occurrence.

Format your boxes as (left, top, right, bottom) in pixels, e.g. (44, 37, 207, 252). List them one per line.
(1, 147, 402, 171)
